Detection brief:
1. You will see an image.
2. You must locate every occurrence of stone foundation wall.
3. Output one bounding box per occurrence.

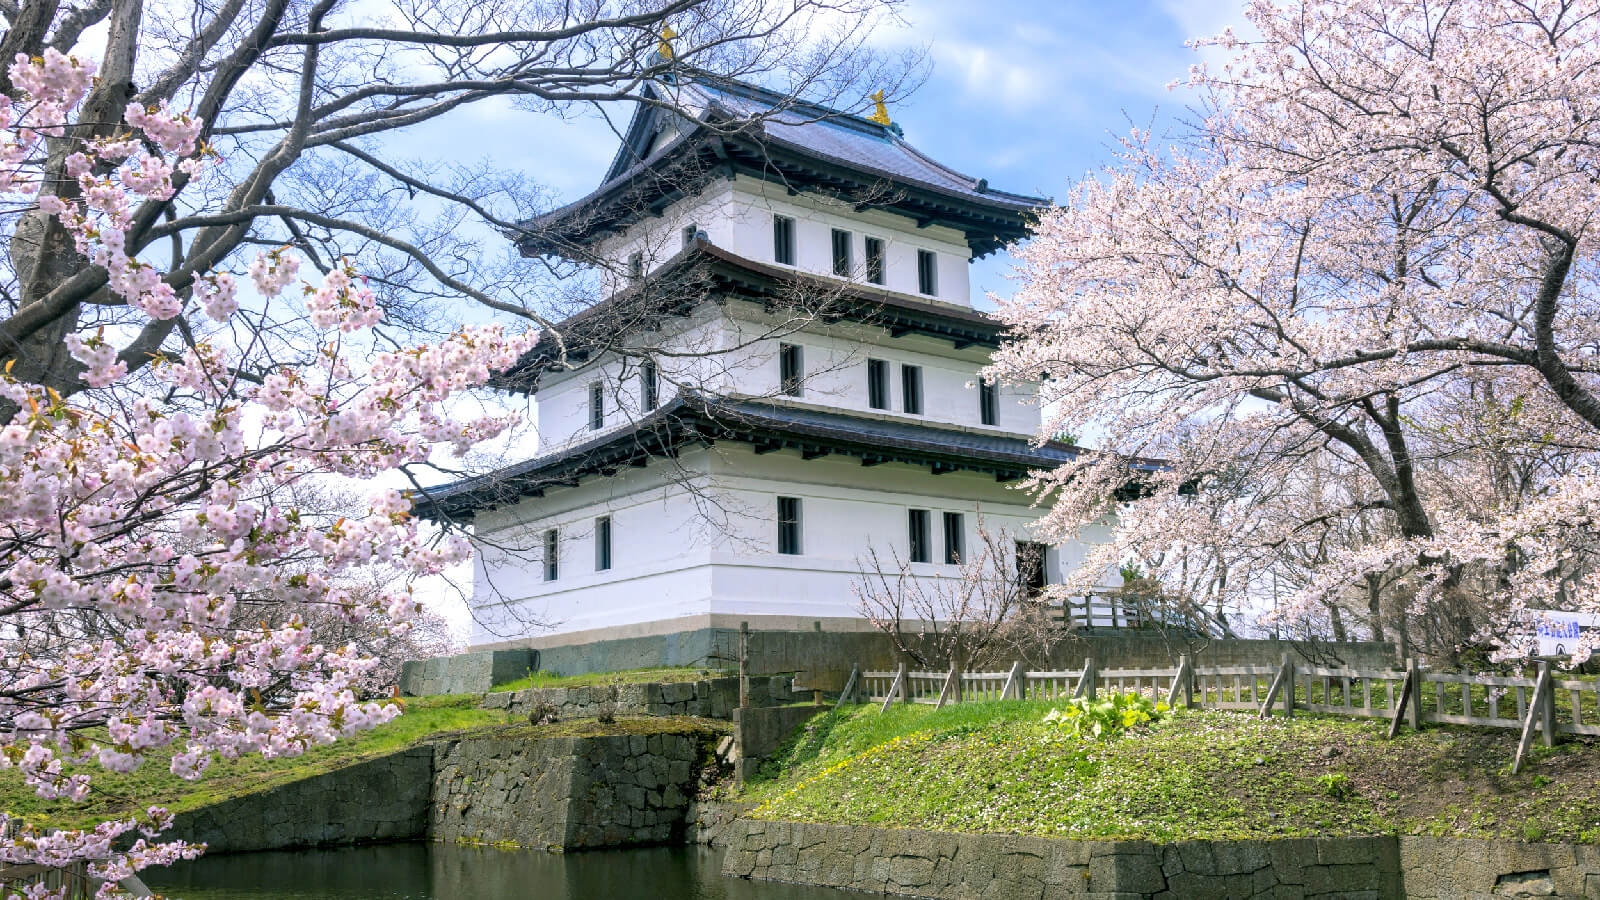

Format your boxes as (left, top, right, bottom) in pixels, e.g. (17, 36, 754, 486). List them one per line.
(731, 704, 825, 781)
(720, 821, 1405, 899)
(429, 731, 710, 850)
(1398, 836, 1600, 899)
(400, 649, 535, 696)
(685, 799, 754, 846)
(481, 675, 796, 721)
(722, 821, 1600, 899)
(165, 746, 434, 854)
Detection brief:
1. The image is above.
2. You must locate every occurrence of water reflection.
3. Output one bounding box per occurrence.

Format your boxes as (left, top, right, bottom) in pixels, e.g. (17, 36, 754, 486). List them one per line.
(145, 842, 853, 899)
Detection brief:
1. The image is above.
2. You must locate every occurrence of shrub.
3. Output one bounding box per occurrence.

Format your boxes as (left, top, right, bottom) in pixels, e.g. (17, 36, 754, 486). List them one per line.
(1317, 773, 1354, 800)
(1042, 692, 1166, 740)
(527, 699, 560, 726)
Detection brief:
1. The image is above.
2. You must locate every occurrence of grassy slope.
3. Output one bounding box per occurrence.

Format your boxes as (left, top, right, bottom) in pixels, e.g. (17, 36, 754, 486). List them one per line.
(4, 696, 732, 832)
(1, 695, 506, 830)
(490, 666, 728, 692)
(740, 702, 1600, 844)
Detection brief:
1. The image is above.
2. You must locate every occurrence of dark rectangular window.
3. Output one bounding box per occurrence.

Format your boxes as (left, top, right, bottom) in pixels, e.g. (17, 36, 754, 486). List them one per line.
(908, 509, 930, 564)
(682, 224, 698, 248)
(595, 517, 612, 571)
(942, 512, 964, 565)
(831, 228, 852, 276)
(543, 528, 559, 581)
(900, 364, 922, 415)
(979, 379, 999, 426)
(628, 251, 644, 282)
(589, 382, 605, 430)
(779, 343, 803, 397)
(865, 237, 885, 285)
(867, 359, 889, 410)
(777, 497, 802, 555)
(641, 360, 658, 409)
(1016, 541, 1047, 597)
(773, 215, 795, 265)
(917, 249, 937, 296)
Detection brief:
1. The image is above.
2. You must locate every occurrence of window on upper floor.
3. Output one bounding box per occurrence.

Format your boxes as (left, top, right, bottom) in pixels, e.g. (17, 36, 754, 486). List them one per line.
(979, 379, 999, 426)
(942, 512, 964, 565)
(641, 360, 658, 409)
(917, 249, 938, 296)
(908, 508, 931, 564)
(867, 359, 889, 410)
(900, 364, 922, 415)
(777, 496, 802, 555)
(682, 224, 698, 248)
(595, 516, 612, 571)
(543, 528, 559, 581)
(773, 215, 796, 265)
(589, 382, 605, 430)
(628, 251, 644, 282)
(779, 343, 804, 397)
(865, 237, 885, 285)
(831, 228, 852, 276)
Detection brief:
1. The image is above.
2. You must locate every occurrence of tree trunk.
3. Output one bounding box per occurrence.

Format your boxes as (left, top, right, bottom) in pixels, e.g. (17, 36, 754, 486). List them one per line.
(1325, 600, 1349, 643)
(1365, 573, 1387, 643)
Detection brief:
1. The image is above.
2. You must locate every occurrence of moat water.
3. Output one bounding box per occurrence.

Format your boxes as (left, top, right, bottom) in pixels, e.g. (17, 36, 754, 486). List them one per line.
(143, 842, 853, 899)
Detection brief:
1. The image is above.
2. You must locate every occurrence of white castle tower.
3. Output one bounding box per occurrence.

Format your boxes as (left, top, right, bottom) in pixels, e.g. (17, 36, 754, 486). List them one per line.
(418, 71, 1132, 662)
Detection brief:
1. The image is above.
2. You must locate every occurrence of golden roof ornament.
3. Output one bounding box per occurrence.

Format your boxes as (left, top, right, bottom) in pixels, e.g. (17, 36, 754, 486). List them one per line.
(656, 26, 677, 61)
(868, 89, 892, 126)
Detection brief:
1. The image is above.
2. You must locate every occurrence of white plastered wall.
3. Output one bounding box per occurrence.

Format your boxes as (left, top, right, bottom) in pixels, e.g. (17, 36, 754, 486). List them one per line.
(533, 303, 1042, 448)
(465, 440, 1120, 643)
(592, 176, 974, 306)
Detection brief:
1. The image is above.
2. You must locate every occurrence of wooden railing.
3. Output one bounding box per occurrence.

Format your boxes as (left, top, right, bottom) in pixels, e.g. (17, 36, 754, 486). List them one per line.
(844, 655, 1582, 773)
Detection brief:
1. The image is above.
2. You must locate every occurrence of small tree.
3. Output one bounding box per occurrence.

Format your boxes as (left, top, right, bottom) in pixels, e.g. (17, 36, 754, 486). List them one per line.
(853, 523, 1062, 672)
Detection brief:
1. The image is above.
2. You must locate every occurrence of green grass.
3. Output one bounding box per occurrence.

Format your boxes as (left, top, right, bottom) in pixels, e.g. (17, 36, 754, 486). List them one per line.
(739, 702, 1600, 843)
(490, 666, 727, 692)
(0, 694, 504, 830)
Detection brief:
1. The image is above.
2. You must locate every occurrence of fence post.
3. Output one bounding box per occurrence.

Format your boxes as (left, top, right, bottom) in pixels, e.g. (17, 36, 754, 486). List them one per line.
(1166, 654, 1191, 710)
(1001, 659, 1026, 701)
(1182, 655, 1195, 708)
(1406, 658, 1421, 730)
(1083, 657, 1098, 700)
(738, 621, 750, 710)
(935, 666, 958, 709)
(1539, 661, 1557, 748)
(834, 665, 860, 713)
(1514, 663, 1554, 773)
(1281, 652, 1296, 718)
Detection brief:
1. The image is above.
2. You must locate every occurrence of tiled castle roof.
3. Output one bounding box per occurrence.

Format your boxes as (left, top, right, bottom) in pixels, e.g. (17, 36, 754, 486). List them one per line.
(411, 393, 1149, 521)
(516, 71, 1048, 258)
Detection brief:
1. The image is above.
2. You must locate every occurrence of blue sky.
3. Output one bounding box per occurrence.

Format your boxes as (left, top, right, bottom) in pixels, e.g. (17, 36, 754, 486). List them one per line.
(392, 0, 1247, 308)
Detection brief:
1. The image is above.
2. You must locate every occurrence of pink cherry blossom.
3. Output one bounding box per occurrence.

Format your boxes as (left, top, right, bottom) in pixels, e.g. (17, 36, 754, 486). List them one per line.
(0, 50, 538, 891)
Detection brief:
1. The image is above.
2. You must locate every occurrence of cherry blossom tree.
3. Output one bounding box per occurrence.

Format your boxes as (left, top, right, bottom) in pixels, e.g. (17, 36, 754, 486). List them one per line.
(990, 0, 1600, 664)
(0, 0, 908, 894)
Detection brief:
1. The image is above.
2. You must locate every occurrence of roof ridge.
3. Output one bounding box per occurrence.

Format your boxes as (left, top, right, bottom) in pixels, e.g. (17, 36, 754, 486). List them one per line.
(677, 69, 896, 138)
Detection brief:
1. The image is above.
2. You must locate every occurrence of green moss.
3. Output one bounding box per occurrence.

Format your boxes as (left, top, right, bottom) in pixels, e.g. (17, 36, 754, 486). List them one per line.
(741, 704, 1600, 844)
(489, 716, 730, 741)
(489, 666, 726, 692)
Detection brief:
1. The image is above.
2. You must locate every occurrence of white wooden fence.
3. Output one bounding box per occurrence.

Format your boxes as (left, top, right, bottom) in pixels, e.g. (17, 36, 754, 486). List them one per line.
(840, 655, 1585, 773)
